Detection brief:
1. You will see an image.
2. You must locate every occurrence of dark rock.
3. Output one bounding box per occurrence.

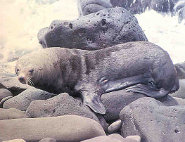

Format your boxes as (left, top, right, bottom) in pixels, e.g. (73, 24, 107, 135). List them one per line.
(175, 61, 185, 79)
(38, 7, 147, 50)
(0, 88, 13, 102)
(120, 97, 185, 142)
(0, 115, 105, 142)
(0, 108, 27, 120)
(3, 88, 56, 111)
(102, 90, 145, 122)
(78, 0, 112, 16)
(150, 0, 173, 13)
(39, 138, 56, 142)
(108, 119, 122, 134)
(171, 79, 185, 99)
(26, 93, 99, 122)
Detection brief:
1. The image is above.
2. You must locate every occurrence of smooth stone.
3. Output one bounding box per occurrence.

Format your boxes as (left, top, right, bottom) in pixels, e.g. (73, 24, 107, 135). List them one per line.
(126, 135, 141, 142)
(3, 88, 56, 111)
(120, 97, 185, 142)
(108, 120, 122, 134)
(0, 108, 27, 120)
(38, 7, 147, 50)
(171, 79, 185, 99)
(2, 139, 26, 142)
(26, 93, 99, 122)
(78, 0, 112, 16)
(39, 138, 56, 142)
(0, 89, 13, 102)
(0, 115, 105, 142)
(102, 90, 145, 121)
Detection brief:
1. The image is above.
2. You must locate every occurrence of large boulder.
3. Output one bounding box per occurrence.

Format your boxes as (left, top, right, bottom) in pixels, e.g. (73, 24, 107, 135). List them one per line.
(3, 88, 56, 111)
(0, 115, 105, 142)
(78, 0, 113, 16)
(120, 97, 185, 142)
(26, 93, 99, 122)
(101, 90, 145, 122)
(38, 7, 147, 50)
(0, 108, 27, 120)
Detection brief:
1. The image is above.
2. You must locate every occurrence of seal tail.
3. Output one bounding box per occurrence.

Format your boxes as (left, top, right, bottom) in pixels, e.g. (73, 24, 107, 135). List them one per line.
(83, 93, 106, 115)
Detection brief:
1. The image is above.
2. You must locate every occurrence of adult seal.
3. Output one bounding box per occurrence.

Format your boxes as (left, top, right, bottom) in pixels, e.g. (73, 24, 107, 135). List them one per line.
(15, 41, 179, 114)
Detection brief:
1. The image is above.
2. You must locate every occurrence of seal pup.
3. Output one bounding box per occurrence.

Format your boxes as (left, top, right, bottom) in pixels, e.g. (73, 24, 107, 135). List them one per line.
(15, 41, 179, 114)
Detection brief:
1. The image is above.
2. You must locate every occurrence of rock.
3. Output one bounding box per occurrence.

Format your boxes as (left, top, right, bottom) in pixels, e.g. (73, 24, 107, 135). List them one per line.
(26, 93, 99, 122)
(108, 119, 122, 134)
(150, 0, 172, 13)
(0, 75, 30, 96)
(0, 88, 13, 102)
(81, 134, 139, 142)
(38, 7, 147, 50)
(120, 97, 185, 142)
(39, 138, 56, 142)
(126, 135, 141, 142)
(2, 139, 26, 142)
(175, 61, 185, 79)
(102, 90, 145, 121)
(171, 79, 185, 99)
(0, 96, 13, 108)
(110, 0, 150, 14)
(3, 88, 56, 111)
(0, 108, 27, 120)
(78, 0, 112, 16)
(0, 115, 105, 142)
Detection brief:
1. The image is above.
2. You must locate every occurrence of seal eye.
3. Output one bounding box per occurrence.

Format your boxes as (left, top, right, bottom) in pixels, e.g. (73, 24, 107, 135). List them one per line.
(148, 81, 156, 88)
(29, 69, 34, 74)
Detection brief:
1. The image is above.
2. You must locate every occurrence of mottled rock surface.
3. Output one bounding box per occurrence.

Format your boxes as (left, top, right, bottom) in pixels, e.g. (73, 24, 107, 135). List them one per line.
(120, 97, 185, 142)
(39, 138, 56, 142)
(0, 115, 105, 142)
(38, 7, 147, 50)
(3, 88, 56, 111)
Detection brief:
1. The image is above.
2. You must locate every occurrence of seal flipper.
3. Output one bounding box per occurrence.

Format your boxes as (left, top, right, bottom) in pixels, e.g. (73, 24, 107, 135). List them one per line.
(81, 91, 106, 114)
(101, 74, 150, 93)
(126, 84, 169, 98)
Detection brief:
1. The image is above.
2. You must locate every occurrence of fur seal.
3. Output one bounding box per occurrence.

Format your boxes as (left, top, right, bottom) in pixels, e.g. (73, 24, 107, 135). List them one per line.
(15, 41, 179, 114)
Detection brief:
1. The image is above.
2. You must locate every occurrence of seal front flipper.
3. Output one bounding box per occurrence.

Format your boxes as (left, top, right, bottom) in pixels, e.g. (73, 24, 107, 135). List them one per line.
(81, 91, 106, 114)
(126, 84, 169, 98)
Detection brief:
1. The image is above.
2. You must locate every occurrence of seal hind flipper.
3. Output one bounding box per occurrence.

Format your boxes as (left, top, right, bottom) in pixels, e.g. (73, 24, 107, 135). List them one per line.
(126, 84, 169, 98)
(101, 74, 150, 93)
(81, 91, 106, 114)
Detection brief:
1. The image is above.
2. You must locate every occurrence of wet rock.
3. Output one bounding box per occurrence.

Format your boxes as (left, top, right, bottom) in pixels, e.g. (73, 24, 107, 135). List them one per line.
(38, 7, 147, 50)
(0, 108, 27, 120)
(120, 97, 185, 142)
(26, 93, 99, 122)
(171, 79, 185, 99)
(0, 115, 105, 142)
(78, 0, 112, 16)
(108, 119, 122, 134)
(175, 61, 185, 79)
(102, 90, 145, 122)
(0, 88, 13, 102)
(3, 88, 56, 111)
(39, 138, 56, 142)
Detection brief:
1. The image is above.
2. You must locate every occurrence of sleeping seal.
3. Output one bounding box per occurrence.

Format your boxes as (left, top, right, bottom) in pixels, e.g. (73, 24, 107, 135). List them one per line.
(15, 41, 179, 114)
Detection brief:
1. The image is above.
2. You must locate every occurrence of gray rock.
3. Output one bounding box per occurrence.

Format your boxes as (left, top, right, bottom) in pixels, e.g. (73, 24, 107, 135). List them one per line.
(0, 115, 105, 142)
(38, 7, 147, 50)
(39, 138, 56, 142)
(0, 96, 13, 108)
(26, 93, 99, 122)
(120, 97, 185, 142)
(108, 120, 122, 134)
(171, 79, 185, 99)
(126, 135, 141, 142)
(78, 0, 112, 16)
(0, 108, 27, 120)
(175, 61, 185, 79)
(102, 90, 145, 121)
(0, 88, 13, 102)
(3, 88, 56, 111)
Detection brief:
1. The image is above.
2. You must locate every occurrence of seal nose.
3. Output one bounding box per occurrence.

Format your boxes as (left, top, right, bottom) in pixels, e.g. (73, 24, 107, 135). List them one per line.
(18, 76, 26, 84)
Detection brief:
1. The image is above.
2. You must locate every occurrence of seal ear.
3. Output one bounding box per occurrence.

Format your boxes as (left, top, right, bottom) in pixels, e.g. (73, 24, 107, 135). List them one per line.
(81, 91, 106, 114)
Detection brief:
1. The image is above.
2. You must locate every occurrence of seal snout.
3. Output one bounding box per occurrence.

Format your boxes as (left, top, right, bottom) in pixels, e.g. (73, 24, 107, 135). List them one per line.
(18, 76, 26, 84)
